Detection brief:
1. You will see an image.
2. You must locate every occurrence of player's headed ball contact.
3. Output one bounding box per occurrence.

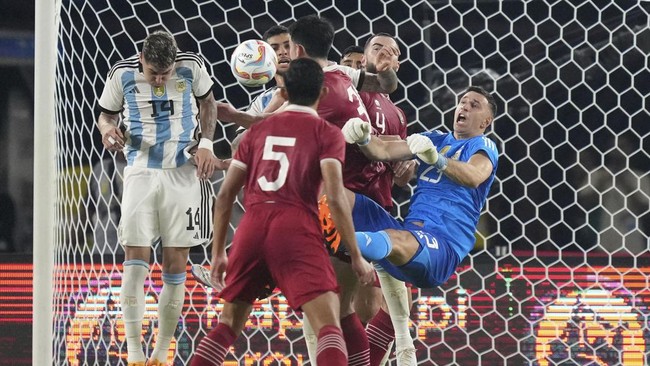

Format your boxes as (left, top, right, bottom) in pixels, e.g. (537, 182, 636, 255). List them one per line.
(230, 39, 277, 87)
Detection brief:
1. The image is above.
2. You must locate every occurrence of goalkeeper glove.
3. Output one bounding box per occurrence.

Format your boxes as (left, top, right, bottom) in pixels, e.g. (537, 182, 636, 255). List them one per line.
(406, 134, 447, 170)
(341, 118, 371, 145)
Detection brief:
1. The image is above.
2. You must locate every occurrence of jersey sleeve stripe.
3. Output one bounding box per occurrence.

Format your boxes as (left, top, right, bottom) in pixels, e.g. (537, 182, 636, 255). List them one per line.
(176, 51, 204, 67)
(195, 83, 215, 99)
(98, 105, 122, 115)
(320, 157, 343, 167)
(108, 59, 140, 78)
(231, 159, 247, 171)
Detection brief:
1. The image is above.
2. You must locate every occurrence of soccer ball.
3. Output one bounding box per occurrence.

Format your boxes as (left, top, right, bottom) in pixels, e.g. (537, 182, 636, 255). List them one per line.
(230, 39, 277, 87)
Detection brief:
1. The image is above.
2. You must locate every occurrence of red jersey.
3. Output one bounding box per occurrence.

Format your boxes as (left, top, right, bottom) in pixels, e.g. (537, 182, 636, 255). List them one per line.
(360, 91, 408, 209)
(317, 64, 387, 205)
(233, 105, 346, 219)
(361, 92, 407, 137)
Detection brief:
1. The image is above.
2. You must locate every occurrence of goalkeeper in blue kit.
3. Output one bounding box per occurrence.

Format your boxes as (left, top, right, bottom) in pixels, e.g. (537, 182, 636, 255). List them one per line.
(339, 85, 499, 289)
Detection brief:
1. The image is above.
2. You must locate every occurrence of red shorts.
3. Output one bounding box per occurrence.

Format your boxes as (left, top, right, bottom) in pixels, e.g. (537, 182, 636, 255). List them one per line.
(218, 204, 339, 310)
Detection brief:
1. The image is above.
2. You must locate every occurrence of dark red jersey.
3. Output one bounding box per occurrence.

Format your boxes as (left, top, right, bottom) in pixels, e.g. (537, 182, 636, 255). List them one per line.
(360, 92, 407, 138)
(233, 105, 346, 219)
(360, 91, 408, 209)
(317, 64, 388, 205)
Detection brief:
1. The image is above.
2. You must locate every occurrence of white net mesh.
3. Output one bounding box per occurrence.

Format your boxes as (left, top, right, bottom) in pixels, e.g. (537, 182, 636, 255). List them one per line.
(53, 1, 650, 365)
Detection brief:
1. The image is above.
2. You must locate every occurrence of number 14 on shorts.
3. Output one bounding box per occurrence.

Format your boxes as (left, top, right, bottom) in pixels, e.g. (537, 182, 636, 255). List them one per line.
(185, 206, 204, 231)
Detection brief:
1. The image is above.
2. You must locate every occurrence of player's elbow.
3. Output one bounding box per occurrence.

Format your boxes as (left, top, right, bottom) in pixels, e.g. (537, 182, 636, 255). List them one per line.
(214, 191, 236, 210)
(325, 196, 347, 218)
(384, 80, 398, 94)
(323, 187, 352, 214)
(466, 180, 481, 189)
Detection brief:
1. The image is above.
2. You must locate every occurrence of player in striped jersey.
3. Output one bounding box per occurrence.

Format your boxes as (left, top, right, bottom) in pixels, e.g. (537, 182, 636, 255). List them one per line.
(96, 30, 226, 366)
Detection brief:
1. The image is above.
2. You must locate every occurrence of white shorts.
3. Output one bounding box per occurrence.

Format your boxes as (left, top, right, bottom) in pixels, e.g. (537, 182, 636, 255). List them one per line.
(118, 163, 213, 248)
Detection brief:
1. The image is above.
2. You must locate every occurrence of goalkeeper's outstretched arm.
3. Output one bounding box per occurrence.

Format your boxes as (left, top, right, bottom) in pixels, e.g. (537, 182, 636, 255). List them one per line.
(341, 117, 412, 161)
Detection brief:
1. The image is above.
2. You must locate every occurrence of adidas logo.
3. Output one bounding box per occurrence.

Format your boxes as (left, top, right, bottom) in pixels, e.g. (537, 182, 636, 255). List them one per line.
(363, 233, 372, 246)
(193, 233, 199, 239)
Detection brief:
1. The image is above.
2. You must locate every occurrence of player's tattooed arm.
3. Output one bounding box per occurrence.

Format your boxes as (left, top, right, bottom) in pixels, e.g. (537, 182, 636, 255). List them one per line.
(359, 44, 399, 93)
(197, 90, 217, 140)
(194, 91, 222, 178)
(360, 68, 398, 94)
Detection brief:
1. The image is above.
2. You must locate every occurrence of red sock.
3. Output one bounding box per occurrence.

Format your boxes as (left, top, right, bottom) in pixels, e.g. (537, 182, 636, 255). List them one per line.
(367, 308, 395, 366)
(316, 325, 347, 365)
(341, 313, 370, 366)
(191, 323, 237, 366)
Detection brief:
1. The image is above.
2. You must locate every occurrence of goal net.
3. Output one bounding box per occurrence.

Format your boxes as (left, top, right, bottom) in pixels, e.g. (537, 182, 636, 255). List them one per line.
(51, 0, 650, 365)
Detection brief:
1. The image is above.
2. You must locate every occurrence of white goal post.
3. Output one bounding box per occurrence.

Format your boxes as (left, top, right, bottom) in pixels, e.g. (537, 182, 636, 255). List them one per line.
(33, 1, 59, 365)
(35, 1, 650, 365)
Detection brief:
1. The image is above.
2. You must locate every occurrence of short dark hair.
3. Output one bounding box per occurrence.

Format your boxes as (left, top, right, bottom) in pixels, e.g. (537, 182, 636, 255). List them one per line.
(363, 32, 396, 50)
(262, 25, 289, 42)
(341, 45, 364, 60)
(142, 30, 177, 69)
(283, 58, 324, 106)
(464, 85, 497, 118)
(288, 15, 334, 59)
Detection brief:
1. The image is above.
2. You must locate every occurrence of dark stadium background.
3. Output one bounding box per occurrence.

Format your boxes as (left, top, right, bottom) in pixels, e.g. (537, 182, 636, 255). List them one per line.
(1, 0, 649, 365)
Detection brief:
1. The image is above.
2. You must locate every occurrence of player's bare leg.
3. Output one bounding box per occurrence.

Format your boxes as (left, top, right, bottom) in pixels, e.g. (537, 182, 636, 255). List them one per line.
(121, 246, 151, 366)
(354, 283, 382, 324)
(148, 247, 191, 365)
(191, 300, 253, 366)
(331, 256, 361, 319)
(332, 256, 372, 365)
(304, 260, 369, 366)
(301, 291, 348, 365)
(304, 259, 369, 366)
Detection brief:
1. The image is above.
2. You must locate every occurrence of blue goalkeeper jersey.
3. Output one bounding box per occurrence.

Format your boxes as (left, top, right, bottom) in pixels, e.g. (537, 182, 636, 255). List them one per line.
(406, 130, 499, 260)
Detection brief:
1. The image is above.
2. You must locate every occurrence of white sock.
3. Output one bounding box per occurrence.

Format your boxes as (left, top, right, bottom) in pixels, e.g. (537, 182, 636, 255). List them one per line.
(150, 272, 186, 363)
(376, 267, 415, 363)
(120, 260, 150, 363)
(302, 315, 319, 365)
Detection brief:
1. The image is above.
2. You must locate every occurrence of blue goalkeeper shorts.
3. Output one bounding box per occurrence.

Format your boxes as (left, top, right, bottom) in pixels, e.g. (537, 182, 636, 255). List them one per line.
(351, 193, 460, 288)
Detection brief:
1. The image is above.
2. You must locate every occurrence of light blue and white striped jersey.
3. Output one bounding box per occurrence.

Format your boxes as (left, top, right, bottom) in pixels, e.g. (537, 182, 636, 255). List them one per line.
(406, 130, 499, 259)
(98, 52, 214, 169)
(245, 86, 278, 116)
(235, 86, 278, 135)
